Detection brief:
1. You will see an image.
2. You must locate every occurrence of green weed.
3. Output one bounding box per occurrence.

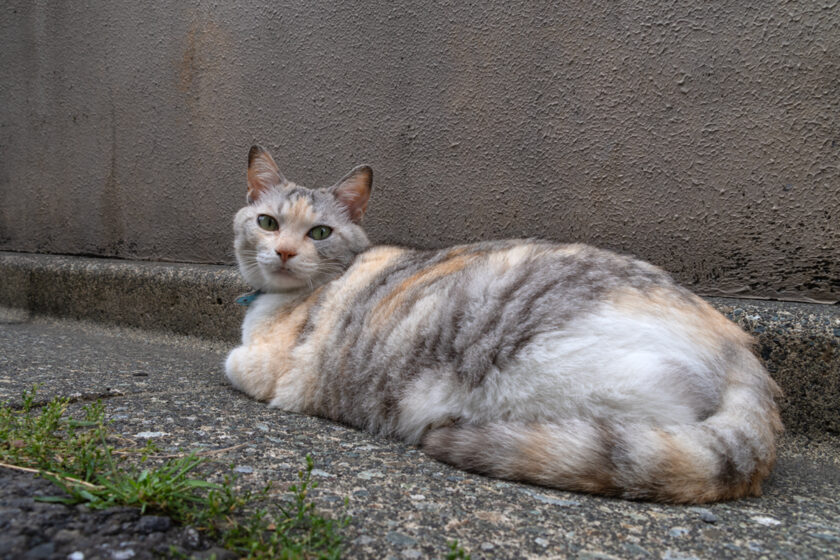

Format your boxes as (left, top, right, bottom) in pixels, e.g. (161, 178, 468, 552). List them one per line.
(214, 456, 350, 559)
(0, 386, 348, 559)
(446, 540, 472, 560)
(0, 386, 110, 482)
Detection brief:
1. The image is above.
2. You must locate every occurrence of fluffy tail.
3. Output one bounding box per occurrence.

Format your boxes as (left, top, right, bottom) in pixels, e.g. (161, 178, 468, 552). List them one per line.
(422, 353, 783, 504)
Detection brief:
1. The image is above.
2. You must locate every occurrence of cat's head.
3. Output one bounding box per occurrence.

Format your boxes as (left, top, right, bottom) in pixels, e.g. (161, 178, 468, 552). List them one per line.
(233, 145, 372, 292)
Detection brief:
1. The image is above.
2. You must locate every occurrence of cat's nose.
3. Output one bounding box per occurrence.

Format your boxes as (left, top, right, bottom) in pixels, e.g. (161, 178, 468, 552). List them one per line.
(275, 248, 297, 263)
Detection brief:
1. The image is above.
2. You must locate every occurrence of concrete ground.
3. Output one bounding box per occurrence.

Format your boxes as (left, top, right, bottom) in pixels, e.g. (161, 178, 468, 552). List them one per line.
(2, 311, 839, 560)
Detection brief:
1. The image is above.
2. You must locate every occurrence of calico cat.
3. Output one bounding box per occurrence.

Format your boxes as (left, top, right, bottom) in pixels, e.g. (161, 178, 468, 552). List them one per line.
(225, 145, 783, 504)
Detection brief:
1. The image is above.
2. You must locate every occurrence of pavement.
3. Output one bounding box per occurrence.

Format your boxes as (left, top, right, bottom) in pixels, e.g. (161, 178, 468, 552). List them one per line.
(1, 252, 840, 559)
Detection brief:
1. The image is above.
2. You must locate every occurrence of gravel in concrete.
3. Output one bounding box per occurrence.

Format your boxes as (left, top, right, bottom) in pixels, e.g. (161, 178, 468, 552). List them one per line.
(1, 314, 839, 559)
(0, 469, 233, 560)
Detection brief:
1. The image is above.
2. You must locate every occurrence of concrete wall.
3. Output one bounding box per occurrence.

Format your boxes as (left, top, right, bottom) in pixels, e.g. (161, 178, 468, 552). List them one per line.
(1, 1, 838, 303)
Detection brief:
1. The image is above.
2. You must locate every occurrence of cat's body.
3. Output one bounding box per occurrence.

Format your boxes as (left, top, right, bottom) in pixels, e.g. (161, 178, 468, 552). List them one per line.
(226, 146, 782, 503)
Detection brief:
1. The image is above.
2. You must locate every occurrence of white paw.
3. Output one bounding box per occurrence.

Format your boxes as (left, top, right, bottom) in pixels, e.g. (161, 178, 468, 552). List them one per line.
(224, 346, 248, 391)
(224, 345, 275, 401)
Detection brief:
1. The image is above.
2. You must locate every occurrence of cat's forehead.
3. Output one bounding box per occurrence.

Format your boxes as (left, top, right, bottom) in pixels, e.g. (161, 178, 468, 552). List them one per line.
(258, 183, 337, 221)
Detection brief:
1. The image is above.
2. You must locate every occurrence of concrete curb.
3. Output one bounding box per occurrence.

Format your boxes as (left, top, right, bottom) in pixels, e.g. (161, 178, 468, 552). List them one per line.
(1, 251, 838, 436)
(0, 251, 247, 342)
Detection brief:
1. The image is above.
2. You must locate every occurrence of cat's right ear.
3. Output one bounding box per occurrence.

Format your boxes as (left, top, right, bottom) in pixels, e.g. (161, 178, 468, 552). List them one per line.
(247, 145, 286, 203)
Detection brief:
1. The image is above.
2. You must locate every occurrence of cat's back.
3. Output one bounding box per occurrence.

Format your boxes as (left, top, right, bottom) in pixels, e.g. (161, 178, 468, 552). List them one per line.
(329, 238, 688, 335)
(303, 240, 749, 433)
(309, 238, 737, 371)
(335, 238, 672, 305)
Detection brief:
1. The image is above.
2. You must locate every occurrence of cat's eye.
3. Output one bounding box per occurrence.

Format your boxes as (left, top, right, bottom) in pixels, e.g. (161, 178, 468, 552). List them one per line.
(257, 214, 279, 231)
(307, 225, 332, 240)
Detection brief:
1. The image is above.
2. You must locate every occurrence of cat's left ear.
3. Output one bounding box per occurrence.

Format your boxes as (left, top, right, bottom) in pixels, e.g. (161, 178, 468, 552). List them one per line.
(329, 165, 372, 223)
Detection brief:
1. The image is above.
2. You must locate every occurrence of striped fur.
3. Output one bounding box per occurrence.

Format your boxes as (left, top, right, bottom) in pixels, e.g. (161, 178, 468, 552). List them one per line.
(225, 148, 783, 503)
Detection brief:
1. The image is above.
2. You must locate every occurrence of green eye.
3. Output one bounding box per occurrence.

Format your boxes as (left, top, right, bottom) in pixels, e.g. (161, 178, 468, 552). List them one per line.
(257, 214, 279, 231)
(307, 225, 333, 240)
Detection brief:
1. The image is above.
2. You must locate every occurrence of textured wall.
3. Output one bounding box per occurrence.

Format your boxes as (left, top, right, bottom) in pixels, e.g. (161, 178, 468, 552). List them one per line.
(1, 2, 838, 302)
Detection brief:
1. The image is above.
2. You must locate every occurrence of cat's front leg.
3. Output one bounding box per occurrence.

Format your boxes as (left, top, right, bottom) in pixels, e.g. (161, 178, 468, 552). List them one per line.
(225, 344, 314, 412)
(225, 345, 279, 402)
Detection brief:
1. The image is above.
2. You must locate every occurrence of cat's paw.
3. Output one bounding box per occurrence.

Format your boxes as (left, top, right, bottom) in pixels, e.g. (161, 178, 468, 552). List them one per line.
(225, 345, 275, 401)
(224, 346, 248, 390)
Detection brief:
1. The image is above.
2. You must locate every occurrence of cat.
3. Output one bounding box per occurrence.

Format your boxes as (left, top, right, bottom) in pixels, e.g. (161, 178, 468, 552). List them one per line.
(225, 145, 783, 504)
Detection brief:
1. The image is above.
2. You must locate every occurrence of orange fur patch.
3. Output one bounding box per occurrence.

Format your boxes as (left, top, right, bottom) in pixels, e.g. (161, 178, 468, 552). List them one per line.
(286, 196, 317, 224)
(253, 290, 321, 347)
(654, 429, 725, 503)
(251, 289, 323, 405)
(512, 425, 553, 481)
(370, 254, 473, 324)
(349, 246, 407, 279)
(508, 425, 617, 494)
(302, 246, 408, 358)
(654, 427, 778, 504)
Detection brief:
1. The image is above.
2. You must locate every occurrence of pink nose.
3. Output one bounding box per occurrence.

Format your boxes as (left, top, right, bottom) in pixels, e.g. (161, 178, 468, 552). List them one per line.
(276, 249, 297, 263)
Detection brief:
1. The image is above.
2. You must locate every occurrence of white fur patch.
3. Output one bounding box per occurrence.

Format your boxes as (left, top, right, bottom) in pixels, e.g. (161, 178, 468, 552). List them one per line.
(397, 300, 728, 441)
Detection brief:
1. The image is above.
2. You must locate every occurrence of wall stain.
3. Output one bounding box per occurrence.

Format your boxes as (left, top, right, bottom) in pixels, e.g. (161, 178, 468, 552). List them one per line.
(178, 27, 197, 94)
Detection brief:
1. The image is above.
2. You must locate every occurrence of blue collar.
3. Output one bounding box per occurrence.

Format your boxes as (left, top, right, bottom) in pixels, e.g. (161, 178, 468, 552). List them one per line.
(235, 290, 263, 307)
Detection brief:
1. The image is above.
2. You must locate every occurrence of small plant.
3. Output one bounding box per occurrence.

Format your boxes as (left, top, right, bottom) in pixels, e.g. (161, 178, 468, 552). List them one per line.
(0, 386, 348, 559)
(40, 450, 234, 521)
(0, 386, 110, 482)
(215, 456, 350, 559)
(446, 540, 471, 560)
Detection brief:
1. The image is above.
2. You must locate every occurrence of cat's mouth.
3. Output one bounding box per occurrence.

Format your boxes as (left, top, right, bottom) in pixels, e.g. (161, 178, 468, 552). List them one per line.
(259, 264, 309, 291)
(266, 266, 297, 278)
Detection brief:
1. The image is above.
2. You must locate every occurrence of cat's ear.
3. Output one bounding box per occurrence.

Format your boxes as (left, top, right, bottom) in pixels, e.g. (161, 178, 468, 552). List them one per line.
(247, 145, 286, 203)
(329, 165, 372, 223)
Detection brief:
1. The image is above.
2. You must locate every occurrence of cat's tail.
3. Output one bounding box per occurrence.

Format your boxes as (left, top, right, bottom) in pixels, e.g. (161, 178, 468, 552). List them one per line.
(422, 353, 783, 504)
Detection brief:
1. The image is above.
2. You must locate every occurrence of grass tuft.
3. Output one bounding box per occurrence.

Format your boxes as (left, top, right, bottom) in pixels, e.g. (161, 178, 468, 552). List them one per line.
(214, 455, 350, 559)
(446, 540, 472, 560)
(0, 386, 348, 559)
(0, 386, 110, 482)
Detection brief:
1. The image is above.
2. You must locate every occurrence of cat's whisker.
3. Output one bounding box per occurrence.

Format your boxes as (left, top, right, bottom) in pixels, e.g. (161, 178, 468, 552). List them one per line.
(312, 266, 342, 274)
(316, 263, 347, 273)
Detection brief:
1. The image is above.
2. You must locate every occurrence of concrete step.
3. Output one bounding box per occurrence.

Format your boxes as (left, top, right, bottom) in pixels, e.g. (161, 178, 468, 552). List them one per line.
(2, 251, 838, 438)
